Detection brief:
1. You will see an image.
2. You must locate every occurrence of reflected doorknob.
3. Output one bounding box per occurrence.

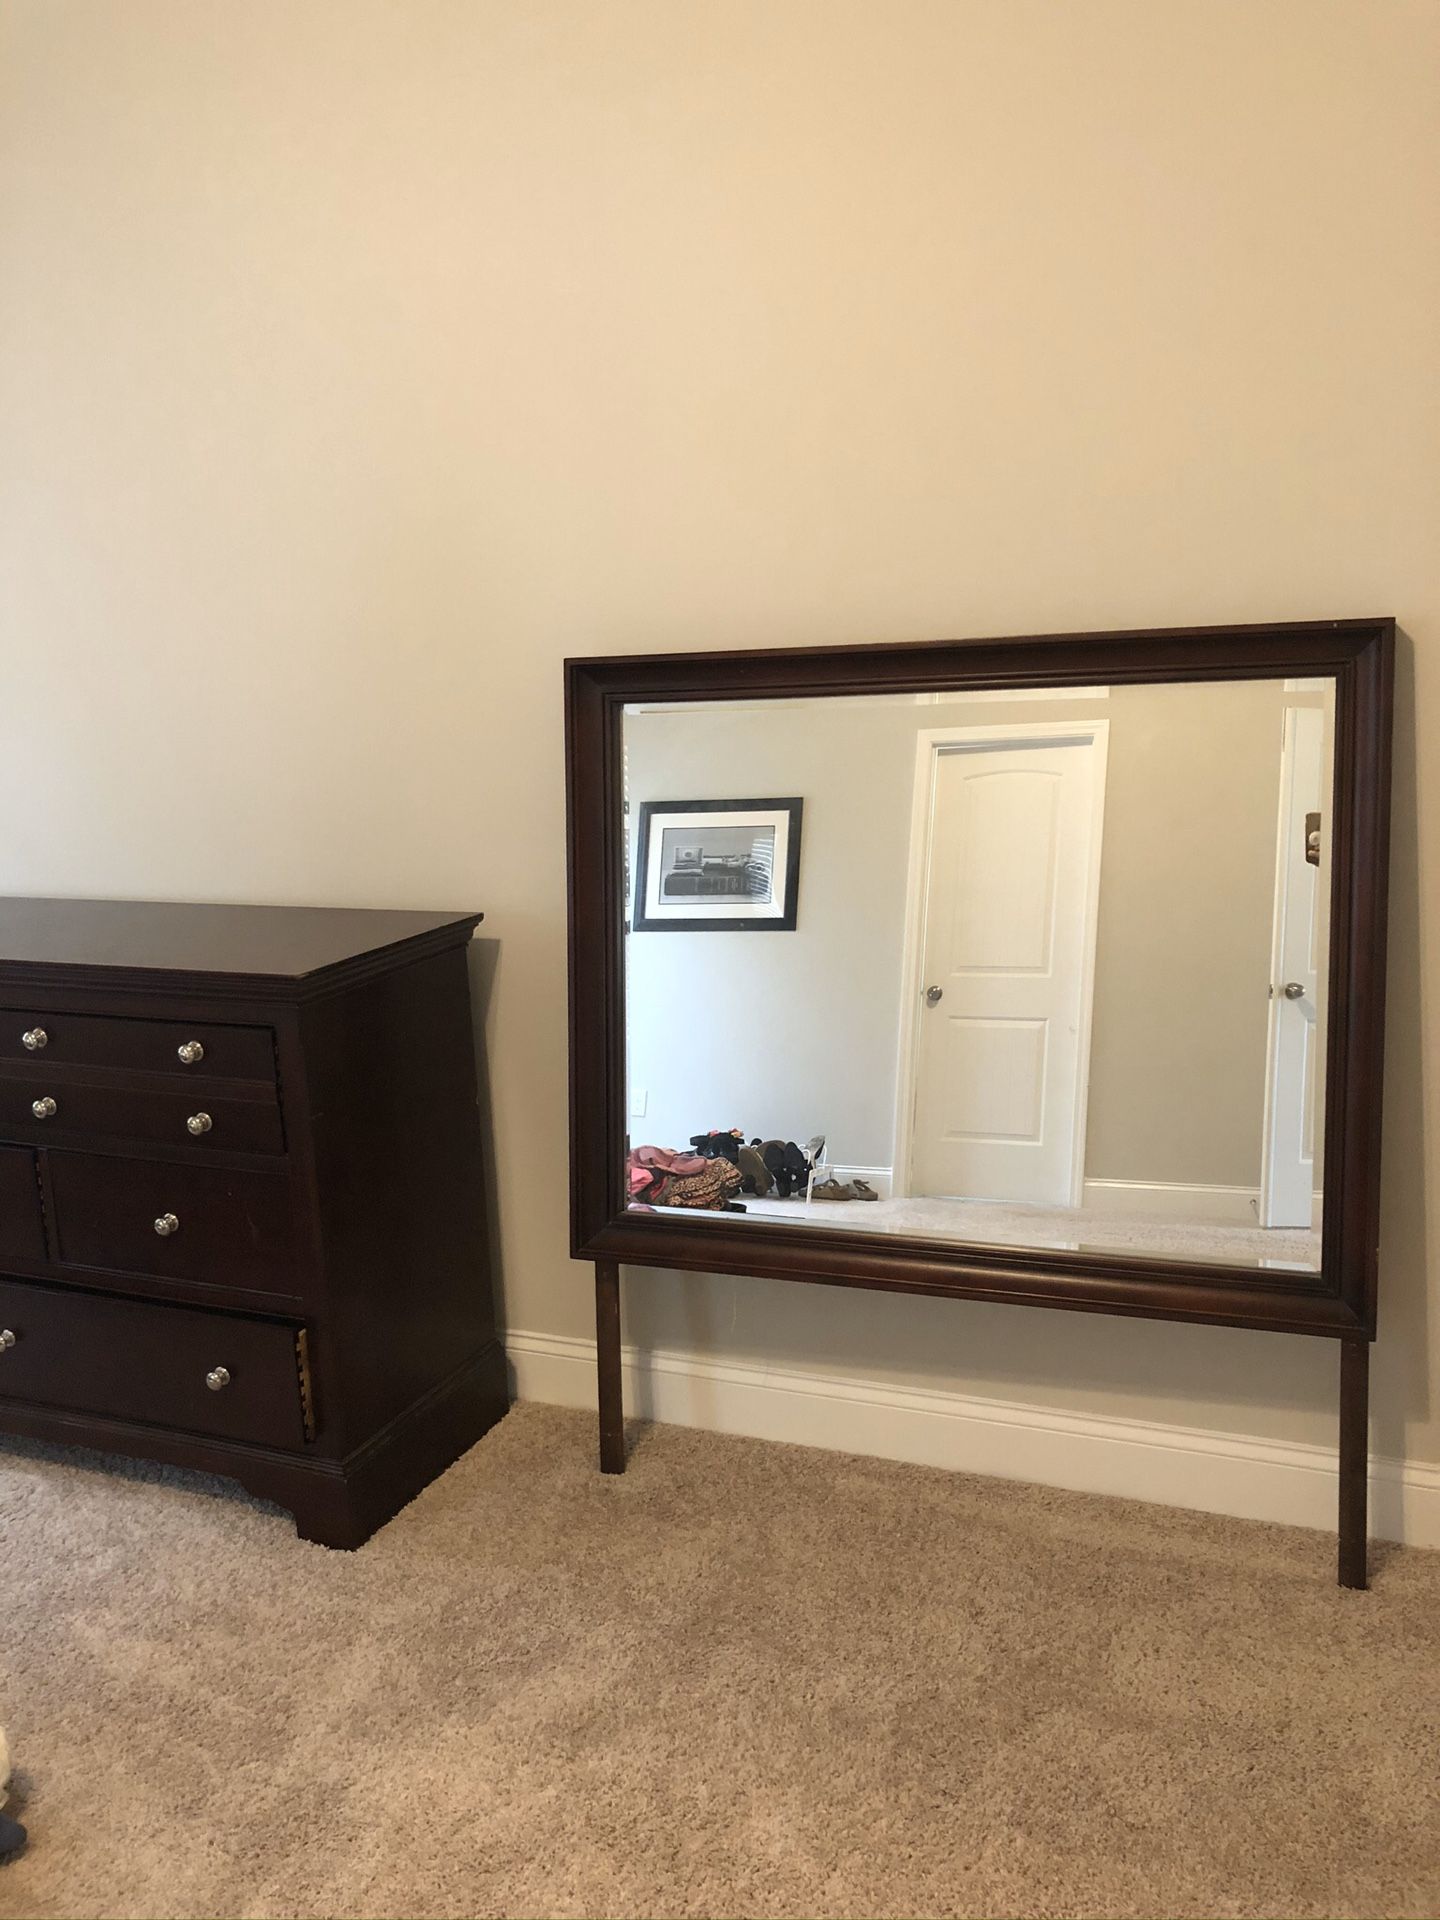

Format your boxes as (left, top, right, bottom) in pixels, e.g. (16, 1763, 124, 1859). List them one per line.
(925, 985, 944, 1006)
(1283, 981, 1306, 1000)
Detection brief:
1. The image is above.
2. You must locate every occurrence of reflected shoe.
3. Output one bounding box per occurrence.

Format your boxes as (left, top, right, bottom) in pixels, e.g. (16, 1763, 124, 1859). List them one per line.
(782, 1142, 808, 1191)
(759, 1140, 792, 1197)
(812, 1178, 856, 1201)
(850, 1179, 879, 1201)
(689, 1130, 744, 1164)
(738, 1145, 772, 1196)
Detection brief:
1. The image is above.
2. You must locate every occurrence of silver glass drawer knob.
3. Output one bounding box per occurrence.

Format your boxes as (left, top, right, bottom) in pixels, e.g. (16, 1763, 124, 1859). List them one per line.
(21, 1028, 47, 1052)
(186, 1112, 213, 1136)
(0, 1329, 15, 1351)
(205, 1366, 231, 1392)
(177, 1040, 205, 1065)
(154, 1213, 180, 1237)
(31, 1096, 57, 1119)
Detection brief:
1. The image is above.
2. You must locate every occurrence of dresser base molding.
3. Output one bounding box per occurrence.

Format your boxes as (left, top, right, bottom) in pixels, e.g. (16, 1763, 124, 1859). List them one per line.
(0, 1339, 510, 1548)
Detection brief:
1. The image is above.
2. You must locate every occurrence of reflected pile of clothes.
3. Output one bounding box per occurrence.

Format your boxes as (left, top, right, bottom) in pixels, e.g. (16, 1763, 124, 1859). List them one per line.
(626, 1143, 744, 1212)
(627, 1129, 827, 1211)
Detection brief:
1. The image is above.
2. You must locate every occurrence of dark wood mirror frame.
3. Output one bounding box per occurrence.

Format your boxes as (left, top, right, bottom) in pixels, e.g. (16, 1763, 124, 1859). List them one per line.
(566, 617, 1394, 1586)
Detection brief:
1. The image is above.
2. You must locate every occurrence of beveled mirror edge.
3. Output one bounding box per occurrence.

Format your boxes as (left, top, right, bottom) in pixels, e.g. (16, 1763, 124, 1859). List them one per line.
(566, 617, 1395, 1344)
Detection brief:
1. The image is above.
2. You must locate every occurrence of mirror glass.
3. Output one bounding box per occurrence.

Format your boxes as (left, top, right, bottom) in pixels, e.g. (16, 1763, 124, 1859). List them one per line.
(622, 676, 1334, 1271)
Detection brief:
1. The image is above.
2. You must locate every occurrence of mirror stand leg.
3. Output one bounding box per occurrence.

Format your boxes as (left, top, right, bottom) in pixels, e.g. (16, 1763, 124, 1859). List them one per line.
(1337, 1337, 1370, 1590)
(596, 1258, 626, 1474)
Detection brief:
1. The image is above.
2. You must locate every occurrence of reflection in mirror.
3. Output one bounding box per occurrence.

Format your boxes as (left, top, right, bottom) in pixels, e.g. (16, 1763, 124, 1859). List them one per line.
(623, 677, 1334, 1271)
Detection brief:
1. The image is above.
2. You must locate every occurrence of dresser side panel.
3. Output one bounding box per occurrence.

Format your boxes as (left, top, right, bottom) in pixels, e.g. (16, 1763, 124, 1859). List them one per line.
(295, 941, 501, 1452)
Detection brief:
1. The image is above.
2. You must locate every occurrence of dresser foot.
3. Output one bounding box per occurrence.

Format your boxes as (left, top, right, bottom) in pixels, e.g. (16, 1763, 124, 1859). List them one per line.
(1338, 1337, 1370, 1590)
(596, 1259, 625, 1473)
(289, 1481, 371, 1551)
(281, 1339, 511, 1549)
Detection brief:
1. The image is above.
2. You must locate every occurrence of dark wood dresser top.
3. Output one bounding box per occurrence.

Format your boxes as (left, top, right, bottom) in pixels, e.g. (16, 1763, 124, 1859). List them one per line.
(0, 899, 482, 997)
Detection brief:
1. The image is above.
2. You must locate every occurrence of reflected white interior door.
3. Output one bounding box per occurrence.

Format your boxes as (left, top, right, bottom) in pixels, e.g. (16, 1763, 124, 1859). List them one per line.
(910, 734, 1105, 1205)
(1262, 706, 1324, 1228)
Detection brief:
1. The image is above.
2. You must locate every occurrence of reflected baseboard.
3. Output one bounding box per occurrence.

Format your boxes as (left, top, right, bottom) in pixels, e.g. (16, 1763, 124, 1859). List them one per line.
(506, 1328, 1440, 1550)
(815, 1163, 893, 1199)
(1082, 1179, 1325, 1233)
(1082, 1178, 1262, 1224)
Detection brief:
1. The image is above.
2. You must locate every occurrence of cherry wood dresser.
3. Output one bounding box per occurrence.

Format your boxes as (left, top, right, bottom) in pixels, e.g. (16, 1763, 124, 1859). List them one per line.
(0, 898, 508, 1546)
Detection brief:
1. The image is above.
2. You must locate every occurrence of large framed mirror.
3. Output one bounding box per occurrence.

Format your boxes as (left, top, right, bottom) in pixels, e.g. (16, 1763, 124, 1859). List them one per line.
(566, 619, 1393, 1584)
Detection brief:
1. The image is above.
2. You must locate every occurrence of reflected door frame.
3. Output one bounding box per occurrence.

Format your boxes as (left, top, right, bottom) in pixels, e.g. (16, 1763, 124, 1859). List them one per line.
(1261, 695, 1330, 1227)
(892, 719, 1110, 1206)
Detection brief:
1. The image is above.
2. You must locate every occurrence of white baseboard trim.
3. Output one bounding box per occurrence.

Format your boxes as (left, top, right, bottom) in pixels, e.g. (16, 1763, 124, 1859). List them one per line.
(1083, 1178, 1261, 1224)
(815, 1163, 893, 1198)
(506, 1328, 1440, 1549)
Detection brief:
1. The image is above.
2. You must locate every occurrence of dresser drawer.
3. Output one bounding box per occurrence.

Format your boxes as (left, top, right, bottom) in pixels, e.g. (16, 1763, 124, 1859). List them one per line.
(0, 1147, 45, 1266)
(0, 1010, 274, 1084)
(47, 1152, 299, 1295)
(0, 1278, 309, 1450)
(0, 1073, 284, 1155)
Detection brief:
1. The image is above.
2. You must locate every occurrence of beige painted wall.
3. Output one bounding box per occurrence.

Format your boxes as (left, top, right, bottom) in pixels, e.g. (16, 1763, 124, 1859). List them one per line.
(625, 698, 916, 1172)
(625, 679, 1304, 1192)
(1, 1, 1435, 1467)
(1086, 678, 1299, 1187)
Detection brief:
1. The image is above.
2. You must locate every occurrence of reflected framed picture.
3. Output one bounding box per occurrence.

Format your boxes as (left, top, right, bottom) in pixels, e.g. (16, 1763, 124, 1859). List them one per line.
(632, 797, 803, 932)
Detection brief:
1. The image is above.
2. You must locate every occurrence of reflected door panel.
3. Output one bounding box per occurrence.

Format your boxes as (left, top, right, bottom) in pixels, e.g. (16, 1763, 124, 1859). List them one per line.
(911, 735, 1104, 1205)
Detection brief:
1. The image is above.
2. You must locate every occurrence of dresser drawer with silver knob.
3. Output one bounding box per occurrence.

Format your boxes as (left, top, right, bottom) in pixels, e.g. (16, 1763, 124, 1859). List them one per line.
(45, 1152, 299, 1296)
(0, 1277, 311, 1450)
(0, 1073, 284, 1154)
(0, 1011, 275, 1084)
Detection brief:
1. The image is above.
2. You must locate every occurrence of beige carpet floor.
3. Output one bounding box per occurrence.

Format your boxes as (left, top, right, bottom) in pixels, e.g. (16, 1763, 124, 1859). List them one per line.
(2, 1403, 1438, 1920)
